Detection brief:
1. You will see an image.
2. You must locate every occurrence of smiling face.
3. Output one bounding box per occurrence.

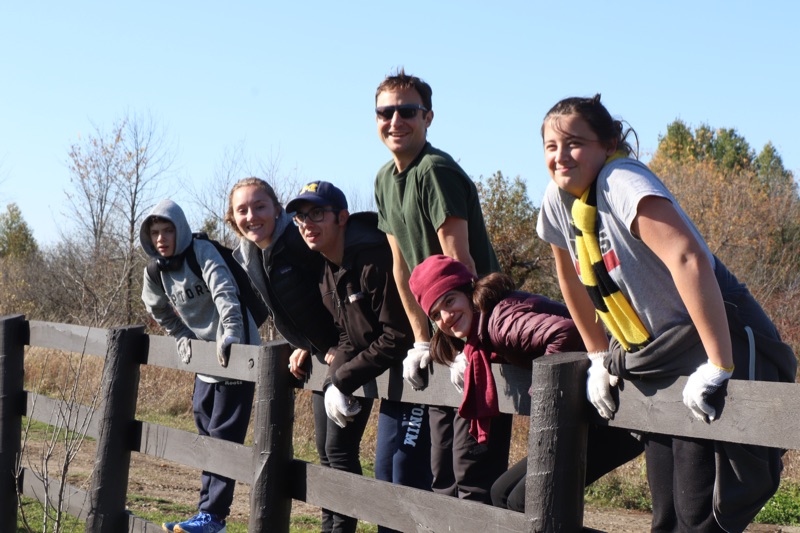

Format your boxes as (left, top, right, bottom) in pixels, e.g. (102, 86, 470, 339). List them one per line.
(376, 87, 433, 172)
(543, 113, 615, 198)
(230, 184, 278, 249)
(149, 220, 177, 257)
(429, 290, 474, 339)
(293, 200, 347, 263)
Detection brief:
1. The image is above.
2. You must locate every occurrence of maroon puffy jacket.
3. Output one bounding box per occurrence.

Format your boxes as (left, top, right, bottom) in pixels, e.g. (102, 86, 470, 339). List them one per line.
(476, 291, 585, 369)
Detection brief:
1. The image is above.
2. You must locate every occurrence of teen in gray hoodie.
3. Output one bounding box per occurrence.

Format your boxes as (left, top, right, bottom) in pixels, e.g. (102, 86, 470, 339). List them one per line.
(140, 198, 258, 533)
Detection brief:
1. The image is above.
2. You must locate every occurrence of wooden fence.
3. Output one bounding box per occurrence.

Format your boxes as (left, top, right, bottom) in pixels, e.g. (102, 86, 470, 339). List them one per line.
(2, 313, 799, 532)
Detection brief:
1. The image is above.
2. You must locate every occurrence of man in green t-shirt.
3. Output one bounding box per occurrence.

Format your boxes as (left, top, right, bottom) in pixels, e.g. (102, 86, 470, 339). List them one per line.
(373, 68, 511, 504)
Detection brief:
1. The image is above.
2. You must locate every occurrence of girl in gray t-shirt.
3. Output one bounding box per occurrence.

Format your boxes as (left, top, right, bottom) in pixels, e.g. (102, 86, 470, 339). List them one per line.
(536, 94, 792, 532)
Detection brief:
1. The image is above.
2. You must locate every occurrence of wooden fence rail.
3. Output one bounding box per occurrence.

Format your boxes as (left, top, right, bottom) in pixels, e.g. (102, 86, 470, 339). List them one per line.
(2, 313, 799, 532)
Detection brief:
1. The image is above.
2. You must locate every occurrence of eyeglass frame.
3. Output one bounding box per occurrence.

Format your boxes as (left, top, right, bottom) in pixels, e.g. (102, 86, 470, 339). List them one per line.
(375, 104, 429, 121)
(292, 206, 339, 226)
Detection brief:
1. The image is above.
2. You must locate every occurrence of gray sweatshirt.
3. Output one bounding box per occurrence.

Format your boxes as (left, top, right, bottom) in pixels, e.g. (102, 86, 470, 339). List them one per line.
(140, 199, 259, 381)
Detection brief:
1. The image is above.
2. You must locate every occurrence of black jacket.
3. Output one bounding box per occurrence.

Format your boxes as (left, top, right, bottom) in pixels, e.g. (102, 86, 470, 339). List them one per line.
(321, 212, 412, 395)
(234, 212, 339, 355)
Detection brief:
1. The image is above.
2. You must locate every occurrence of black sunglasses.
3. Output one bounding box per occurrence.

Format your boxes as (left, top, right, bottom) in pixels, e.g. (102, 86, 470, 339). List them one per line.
(293, 206, 338, 226)
(375, 104, 428, 121)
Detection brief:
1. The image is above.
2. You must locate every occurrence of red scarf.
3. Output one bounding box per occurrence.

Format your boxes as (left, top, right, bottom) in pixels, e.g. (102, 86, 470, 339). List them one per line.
(458, 315, 501, 444)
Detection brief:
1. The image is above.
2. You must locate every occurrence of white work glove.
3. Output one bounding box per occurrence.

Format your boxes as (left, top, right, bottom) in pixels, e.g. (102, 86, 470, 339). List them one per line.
(217, 335, 239, 367)
(682, 360, 733, 422)
(402, 342, 432, 390)
(176, 337, 192, 364)
(324, 384, 362, 428)
(586, 351, 618, 420)
(449, 352, 468, 394)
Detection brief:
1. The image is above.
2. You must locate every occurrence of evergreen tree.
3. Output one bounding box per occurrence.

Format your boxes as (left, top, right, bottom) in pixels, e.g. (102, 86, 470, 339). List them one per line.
(0, 203, 38, 259)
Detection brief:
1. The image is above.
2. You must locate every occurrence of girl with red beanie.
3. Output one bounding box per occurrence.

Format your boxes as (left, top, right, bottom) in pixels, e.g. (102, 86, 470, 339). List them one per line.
(408, 254, 642, 511)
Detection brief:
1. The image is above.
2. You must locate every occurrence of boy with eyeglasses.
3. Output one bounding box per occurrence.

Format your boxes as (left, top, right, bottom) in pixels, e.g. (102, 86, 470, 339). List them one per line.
(372, 68, 512, 504)
(286, 181, 432, 533)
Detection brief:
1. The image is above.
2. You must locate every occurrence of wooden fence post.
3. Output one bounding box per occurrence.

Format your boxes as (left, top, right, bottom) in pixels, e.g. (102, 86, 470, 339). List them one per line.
(85, 325, 145, 532)
(525, 352, 590, 532)
(0, 315, 27, 533)
(249, 341, 293, 532)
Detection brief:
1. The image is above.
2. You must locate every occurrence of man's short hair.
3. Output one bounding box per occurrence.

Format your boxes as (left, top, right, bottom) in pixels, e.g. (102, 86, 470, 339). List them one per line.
(375, 67, 433, 112)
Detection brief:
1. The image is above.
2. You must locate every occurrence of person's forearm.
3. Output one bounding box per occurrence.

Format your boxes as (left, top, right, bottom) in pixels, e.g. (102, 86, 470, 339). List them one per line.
(396, 275, 431, 342)
(387, 234, 431, 342)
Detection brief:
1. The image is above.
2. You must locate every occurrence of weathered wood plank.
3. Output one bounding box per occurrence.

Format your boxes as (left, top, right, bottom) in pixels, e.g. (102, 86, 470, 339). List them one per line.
(299, 350, 533, 415)
(25, 392, 101, 440)
(127, 513, 164, 532)
(28, 321, 109, 357)
(607, 375, 800, 449)
(143, 334, 261, 383)
(20, 466, 91, 521)
(133, 421, 253, 483)
(291, 460, 527, 533)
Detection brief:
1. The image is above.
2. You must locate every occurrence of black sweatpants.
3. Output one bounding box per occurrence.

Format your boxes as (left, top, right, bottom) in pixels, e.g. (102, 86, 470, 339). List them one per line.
(312, 391, 374, 533)
(429, 405, 512, 503)
(490, 424, 643, 512)
(645, 433, 726, 533)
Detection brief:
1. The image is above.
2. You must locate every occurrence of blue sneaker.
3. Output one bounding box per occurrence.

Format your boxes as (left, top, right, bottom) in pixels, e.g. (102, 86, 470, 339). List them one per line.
(162, 516, 186, 531)
(173, 512, 226, 533)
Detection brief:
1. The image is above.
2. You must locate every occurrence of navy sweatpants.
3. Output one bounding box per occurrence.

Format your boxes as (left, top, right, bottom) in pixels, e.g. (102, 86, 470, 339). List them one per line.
(374, 400, 433, 533)
(193, 377, 255, 518)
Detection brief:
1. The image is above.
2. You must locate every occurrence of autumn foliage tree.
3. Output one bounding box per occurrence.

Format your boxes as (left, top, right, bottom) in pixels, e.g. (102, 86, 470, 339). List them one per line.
(476, 171, 560, 299)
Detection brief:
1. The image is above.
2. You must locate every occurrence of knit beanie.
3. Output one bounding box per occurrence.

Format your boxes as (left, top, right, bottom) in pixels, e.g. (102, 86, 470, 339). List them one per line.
(409, 255, 477, 315)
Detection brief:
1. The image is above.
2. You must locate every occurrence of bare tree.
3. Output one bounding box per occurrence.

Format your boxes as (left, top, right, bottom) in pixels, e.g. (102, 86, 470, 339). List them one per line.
(114, 111, 176, 322)
(191, 144, 303, 247)
(191, 141, 251, 246)
(65, 122, 125, 253)
(59, 112, 175, 326)
(17, 337, 102, 532)
(343, 185, 376, 213)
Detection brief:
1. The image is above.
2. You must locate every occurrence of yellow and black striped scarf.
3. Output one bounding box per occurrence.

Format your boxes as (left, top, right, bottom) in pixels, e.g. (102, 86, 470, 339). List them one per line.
(571, 167, 652, 352)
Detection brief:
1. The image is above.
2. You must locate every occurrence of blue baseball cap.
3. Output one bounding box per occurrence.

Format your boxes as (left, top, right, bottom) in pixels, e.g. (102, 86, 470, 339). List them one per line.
(286, 181, 348, 213)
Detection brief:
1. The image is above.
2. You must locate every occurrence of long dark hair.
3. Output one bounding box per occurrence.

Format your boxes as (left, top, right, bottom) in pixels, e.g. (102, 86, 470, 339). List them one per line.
(429, 272, 516, 365)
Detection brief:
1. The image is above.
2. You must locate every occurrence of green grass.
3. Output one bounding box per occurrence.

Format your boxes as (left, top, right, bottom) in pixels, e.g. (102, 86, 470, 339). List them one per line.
(17, 497, 85, 532)
(20, 416, 95, 443)
(586, 474, 800, 527)
(135, 412, 197, 433)
(754, 480, 800, 525)
(584, 474, 652, 513)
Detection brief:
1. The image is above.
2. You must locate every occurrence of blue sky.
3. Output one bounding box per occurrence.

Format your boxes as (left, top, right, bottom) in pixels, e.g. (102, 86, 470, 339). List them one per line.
(2, 1, 797, 245)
